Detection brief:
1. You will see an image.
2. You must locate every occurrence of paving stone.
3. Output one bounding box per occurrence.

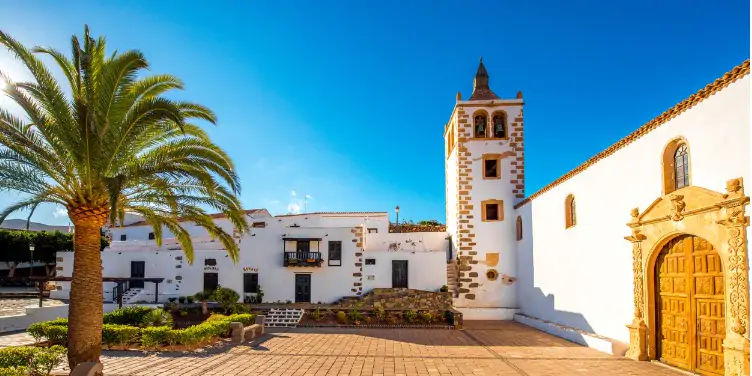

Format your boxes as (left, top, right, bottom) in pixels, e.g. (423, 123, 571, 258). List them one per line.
(44, 321, 685, 376)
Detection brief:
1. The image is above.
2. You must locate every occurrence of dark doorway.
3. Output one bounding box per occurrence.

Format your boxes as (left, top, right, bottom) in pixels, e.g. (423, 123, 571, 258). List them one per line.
(130, 261, 145, 288)
(295, 274, 311, 303)
(204, 273, 219, 293)
(392, 260, 408, 288)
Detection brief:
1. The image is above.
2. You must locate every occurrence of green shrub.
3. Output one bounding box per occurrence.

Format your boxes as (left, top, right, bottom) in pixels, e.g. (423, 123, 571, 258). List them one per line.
(405, 310, 416, 323)
(419, 311, 433, 323)
(0, 345, 65, 375)
(226, 314, 255, 326)
(103, 306, 154, 326)
(373, 307, 386, 320)
(440, 285, 448, 292)
(310, 309, 323, 321)
(179, 310, 188, 317)
(102, 324, 140, 348)
(141, 309, 174, 328)
(213, 287, 240, 312)
(230, 303, 249, 314)
(27, 321, 68, 344)
(0, 366, 29, 376)
(178, 297, 186, 303)
(336, 311, 347, 324)
(205, 314, 228, 323)
(347, 309, 364, 322)
(186, 296, 195, 304)
(141, 326, 173, 348)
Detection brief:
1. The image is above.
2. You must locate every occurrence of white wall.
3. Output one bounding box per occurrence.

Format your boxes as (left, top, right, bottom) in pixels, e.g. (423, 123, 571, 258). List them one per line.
(0, 303, 162, 333)
(362, 250, 447, 292)
(364, 232, 448, 254)
(55, 213, 446, 305)
(515, 75, 750, 343)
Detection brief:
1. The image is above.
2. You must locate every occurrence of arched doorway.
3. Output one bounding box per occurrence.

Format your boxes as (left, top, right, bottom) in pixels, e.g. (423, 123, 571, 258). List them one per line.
(654, 234, 725, 375)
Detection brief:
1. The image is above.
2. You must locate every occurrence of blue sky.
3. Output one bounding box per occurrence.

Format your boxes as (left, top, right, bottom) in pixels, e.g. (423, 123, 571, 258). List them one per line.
(0, 1, 749, 225)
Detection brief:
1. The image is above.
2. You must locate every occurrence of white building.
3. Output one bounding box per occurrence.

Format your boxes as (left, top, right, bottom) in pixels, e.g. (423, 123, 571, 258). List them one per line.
(52, 58, 750, 375)
(53, 211, 449, 305)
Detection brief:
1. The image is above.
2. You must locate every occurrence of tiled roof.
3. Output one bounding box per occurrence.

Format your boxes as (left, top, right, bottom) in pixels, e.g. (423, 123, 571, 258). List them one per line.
(514, 60, 750, 210)
(122, 209, 265, 227)
(275, 212, 388, 217)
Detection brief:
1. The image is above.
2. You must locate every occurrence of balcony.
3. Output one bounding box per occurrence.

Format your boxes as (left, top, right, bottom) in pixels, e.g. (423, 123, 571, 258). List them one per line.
(283, 252, 323, 267)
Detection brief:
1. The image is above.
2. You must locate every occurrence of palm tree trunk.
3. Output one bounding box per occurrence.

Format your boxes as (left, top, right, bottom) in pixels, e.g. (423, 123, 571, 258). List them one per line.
(67, 209, 107, 370)
(202, 300, 208, 316)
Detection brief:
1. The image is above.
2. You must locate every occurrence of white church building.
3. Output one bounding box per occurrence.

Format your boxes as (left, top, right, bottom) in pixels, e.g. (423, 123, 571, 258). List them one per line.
(53, 59, 750, 376)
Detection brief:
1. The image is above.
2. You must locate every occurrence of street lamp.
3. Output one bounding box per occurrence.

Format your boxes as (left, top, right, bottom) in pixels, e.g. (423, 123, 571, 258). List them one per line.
(395, 205, 400, 233)
(28, 242, 35, 278)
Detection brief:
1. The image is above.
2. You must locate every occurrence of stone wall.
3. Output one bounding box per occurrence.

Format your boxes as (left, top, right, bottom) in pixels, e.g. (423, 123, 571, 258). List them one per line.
(336, 288, 453, 310)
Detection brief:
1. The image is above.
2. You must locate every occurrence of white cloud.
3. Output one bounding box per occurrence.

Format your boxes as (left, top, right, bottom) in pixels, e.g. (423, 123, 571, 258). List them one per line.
(52, 207, 67, 218)
(285, 191, 314, 214)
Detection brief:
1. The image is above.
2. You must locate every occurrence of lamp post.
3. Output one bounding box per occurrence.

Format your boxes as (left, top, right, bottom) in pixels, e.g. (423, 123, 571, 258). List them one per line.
(395, 205, 400, 233)
(28, 242, 35, 278)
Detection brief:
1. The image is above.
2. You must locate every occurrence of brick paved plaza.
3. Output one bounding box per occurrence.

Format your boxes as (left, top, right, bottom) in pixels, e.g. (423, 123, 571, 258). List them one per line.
(44, 321, 684, 376)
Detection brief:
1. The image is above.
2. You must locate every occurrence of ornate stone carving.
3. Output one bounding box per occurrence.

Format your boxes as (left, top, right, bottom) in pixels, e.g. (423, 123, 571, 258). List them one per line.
(626, 178, 750, 373)
(669, 194, 686, 221)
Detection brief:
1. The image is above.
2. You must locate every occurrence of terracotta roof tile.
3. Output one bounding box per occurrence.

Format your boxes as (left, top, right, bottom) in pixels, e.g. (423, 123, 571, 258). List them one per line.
(514, 60, 750, 210)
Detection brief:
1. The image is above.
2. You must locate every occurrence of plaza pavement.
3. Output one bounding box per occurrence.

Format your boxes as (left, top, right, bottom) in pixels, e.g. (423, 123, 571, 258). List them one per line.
(35, 321, 685, 376)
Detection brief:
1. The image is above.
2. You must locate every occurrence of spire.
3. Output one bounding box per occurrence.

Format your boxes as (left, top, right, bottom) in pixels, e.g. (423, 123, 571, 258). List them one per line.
(469, 57, 500, 101)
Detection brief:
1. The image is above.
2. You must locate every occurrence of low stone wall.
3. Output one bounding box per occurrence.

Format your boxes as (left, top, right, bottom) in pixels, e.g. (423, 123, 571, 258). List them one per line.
(336, 288, 453, 310)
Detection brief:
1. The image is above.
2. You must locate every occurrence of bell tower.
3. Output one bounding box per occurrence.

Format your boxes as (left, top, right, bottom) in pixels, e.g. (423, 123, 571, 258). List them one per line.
(445, 58, 525, 319)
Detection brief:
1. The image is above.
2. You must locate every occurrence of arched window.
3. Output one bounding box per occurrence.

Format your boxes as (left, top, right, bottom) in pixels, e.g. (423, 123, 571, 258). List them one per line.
(491, 112, 507, 138)
(516, 216, 522, 241)
(474, 113, 488, 138)
(662, 138, 691, 194)
(674, 144, 689, 189)
(565, 194, 576, 229)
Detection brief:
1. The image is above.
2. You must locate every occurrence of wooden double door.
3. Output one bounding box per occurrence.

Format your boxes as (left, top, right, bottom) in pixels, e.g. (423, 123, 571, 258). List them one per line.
(655, 235, 725, 375)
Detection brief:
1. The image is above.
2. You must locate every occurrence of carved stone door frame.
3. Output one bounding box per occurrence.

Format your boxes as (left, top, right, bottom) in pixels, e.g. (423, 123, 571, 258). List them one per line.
(624, 178, 750, 376)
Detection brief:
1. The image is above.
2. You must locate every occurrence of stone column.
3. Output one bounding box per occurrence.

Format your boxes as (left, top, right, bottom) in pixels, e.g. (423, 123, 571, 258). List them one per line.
(717, 178, 750, 376)
(625, 211, 648, 361)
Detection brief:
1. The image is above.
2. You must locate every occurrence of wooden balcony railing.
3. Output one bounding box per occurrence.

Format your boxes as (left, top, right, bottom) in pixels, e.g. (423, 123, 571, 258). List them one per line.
(283, 252, 323, 267)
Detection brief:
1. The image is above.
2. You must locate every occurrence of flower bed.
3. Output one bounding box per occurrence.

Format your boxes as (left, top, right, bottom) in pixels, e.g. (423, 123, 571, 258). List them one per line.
(298, 307, 454, 328)
(27, 306, 255, 352)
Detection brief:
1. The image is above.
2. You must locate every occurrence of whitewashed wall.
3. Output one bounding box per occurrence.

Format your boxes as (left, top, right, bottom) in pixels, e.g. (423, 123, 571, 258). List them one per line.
(361, 250, 447, 292)
(363, 232, 448, 254)
(515, 75, 750, 343)
(55, 213, 446, 304)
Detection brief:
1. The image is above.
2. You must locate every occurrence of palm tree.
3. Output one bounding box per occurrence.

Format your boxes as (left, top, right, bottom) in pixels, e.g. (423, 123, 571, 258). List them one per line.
(0, 26, 249, 368)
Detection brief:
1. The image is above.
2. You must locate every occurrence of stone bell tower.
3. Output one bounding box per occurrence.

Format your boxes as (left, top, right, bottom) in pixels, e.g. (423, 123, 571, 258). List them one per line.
(444, 57, 525, 319)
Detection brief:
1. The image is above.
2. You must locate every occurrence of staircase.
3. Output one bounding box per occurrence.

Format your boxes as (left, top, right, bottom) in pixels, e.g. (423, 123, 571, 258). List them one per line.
(446, 260, 459, 298)
(122, 288, 144, 304)
(265, 308, 304, 328)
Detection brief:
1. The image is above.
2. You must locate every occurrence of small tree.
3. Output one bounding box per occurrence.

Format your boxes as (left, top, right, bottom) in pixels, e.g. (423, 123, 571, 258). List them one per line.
(193, 290, 213, 316)
(417, 220, 442, 226)
(213, 287, 240, 313)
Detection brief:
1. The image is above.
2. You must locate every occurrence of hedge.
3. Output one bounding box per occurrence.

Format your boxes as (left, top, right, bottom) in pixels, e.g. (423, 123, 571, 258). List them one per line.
(28, 313, 256, 349)
(103, 306, 154, 326)
(141, 314, 255, 348)
(0, 345, 65, 376)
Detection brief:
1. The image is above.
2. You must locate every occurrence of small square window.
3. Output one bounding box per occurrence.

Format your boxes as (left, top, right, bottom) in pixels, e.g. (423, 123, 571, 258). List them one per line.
(484, 159, 499, 178)
(252, 222, 266, 228)
(204, 258, 217, 266)
(148, 232, 155, 240)
(365, 259, 376, 265)
(120, 234, 126, 241)
(486, 204, 499, 221)
(367, 228, 378, 234)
